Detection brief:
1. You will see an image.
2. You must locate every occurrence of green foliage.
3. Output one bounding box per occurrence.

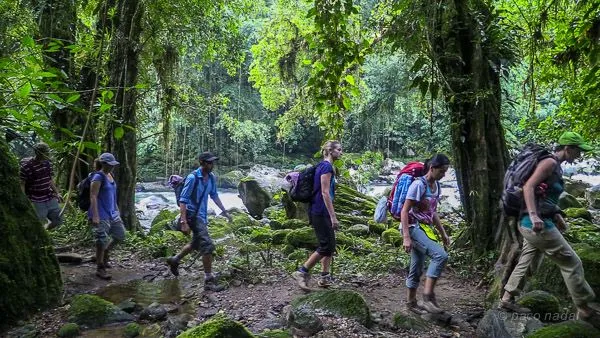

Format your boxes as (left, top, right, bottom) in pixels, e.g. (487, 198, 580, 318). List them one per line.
(124, 323, 141, 338)
(177, 315, 255, 338)
(57, 323, 80, 338)
(526, 320, 600, 338)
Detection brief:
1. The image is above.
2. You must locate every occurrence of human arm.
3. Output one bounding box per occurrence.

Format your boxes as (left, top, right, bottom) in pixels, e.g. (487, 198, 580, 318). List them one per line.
(320, 172, 338, 230)
(211, 195, 232, 222)
(90, 180, 101, 225)
(522, 158, 556, 232)
(433, 213, 450, 247)
(400, 199, 416, 253)
(554, 213, 568, 233)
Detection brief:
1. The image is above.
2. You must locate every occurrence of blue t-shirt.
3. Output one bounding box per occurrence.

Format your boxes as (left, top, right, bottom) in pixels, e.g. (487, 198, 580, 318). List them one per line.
(310, 161, 335, 216)
(88, 172, 119, 220)
(178, 169, 218, 224)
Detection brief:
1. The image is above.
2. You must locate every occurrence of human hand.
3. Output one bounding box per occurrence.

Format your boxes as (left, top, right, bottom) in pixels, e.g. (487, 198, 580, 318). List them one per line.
(330, 216, 340, 231)
(180, 219, 190, 235)
(555, 214, 567, 233)
(442, 233, 451, 248)
(530, 214, 544, 233)
(403, 238, 412, 253)
(92, 216, 99, 226)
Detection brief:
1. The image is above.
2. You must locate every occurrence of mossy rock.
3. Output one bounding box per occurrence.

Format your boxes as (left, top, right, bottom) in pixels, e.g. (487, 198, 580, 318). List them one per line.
(249, 227, 273, 244)
(68, 294, 134, 328)
(231, 213, 262, 230)
(517, 290, 560, 322)
(337, 213, 373, 228)
(346, 224, 370, 237)
(528, 243, 600, 300)
(287, 249, 308, 261)
(151, 209, 178, 227)
(57, 323, 80, 337)
(392, 312, 429, 331)
(290, 290, 371, 326)
(177, 315, 255, 338)
(272, 229, 293, 245)
(367, 220, 387, 235)
(564, 208, 592, 222)
(149, 218, 172, 235)
(123, 322, 141, 338)
(270, 219, 309, 230)
(256, 329, 292, 338)
(238, 179, 272, 218)
(219, 170, 245, 189)
(285, 227, 317, 250)
(558, 192, 583, 210)
(333, 184, 377, 217)
(381, 228, 402, 247)
(564, 219, 600, 245)
(526, 320, 600, 338)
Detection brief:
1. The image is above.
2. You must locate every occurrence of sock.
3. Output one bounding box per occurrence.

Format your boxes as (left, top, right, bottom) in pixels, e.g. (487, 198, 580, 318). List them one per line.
(299, 266, 309, 274)
(320, 272, 330, 277)
(205, 272, 214, 280)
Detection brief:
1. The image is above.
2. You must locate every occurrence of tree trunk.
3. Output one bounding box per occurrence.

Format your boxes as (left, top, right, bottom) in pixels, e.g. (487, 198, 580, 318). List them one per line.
(430, 0, 509, 255)
(105, 0, 143, 230)
(0, 138, 62, 328)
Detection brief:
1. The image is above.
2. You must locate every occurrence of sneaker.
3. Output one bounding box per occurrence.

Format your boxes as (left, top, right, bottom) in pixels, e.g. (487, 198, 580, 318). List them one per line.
(166, 257, 179, 276)
(406, 300, 427, 315)
(317, 274, 333, 288)
(498, 299, 531, 314)
(204, 277, 226, 292)
(421, 294, 443, 314)
(96, 266, 111, 280)
(292, 271, 310, 288)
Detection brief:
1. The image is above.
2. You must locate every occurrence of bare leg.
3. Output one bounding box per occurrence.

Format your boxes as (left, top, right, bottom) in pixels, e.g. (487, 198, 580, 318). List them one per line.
(202, 254, 213, 274)
(424, 277, 437, 295)
(175, 243, 194, 261)
(407, 287, 418, 303)
(320, 256, 332, 274)
(303, 251, 323, 270)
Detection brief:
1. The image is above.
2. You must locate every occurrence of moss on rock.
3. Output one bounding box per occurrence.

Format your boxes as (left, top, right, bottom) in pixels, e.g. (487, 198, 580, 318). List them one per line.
(517, 290, 560, 321)
(123, 323, 141, 338)
(290, 290, 371, 327)
(526, 320, 600, 338)
(177, 315, 255, 338)
(346, 224, 370, 237)
(285, 228, 317, 250)
(68, 294, 133, 328)
(564, 208, 592, 222)
(381, 228, 402, 247)
(392, 312, 429, 331)
(367, 220, 387, 235)
(0, 139, 62, 328)
(149, 218, 172, 235)
(564, 219, 600, 245)
(272, 229, 293, 245)
(256, 329, 292, 338)
(558, 193, 583, 210)
(333, 184, 377, 217)
(151, 209, 178, 227)
(57, 323, 80, 337)
(238, 179, 272, 218)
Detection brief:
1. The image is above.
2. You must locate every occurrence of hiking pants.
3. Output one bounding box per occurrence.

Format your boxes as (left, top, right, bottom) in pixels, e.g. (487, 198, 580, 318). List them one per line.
(310, 213, 336, 257)
(406, 225, 448, 289)
(33, 198, 62, 229)
(505, 226, 595, 306)
(187, 215, 215, 255)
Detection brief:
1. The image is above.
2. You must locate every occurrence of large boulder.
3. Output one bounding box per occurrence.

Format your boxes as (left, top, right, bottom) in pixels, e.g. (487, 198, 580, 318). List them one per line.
(391, 312, 430, 331)
(526, 320, 600, 338)
(346, 224, 370, 237)
(585, 185, 600, 209)
(68, 294, 135, 328)
(564, 208, 592, 222)
(280, 191, 309, 221)
(333, 184, 377, 217)
(563, 179, 590, 198)
(238, 178, 272, 218)
(476, 309, 543, 338)
(219, 170, 245, 189)
(0, 139, 62, 328)
(558, 192, 583, 210)
(290, 290, 371, 327)
(177, 315, 255, 338)
(516, 290, 560, 322)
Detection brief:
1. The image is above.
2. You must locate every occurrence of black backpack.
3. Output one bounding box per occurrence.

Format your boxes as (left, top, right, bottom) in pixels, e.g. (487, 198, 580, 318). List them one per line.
(77, 172, 104, 211)
(289, 165, 318, 203)
(501, 144, 553, 217)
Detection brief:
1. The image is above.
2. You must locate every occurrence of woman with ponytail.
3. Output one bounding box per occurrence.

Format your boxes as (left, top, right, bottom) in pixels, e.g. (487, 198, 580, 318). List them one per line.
(292, 140, 343, 289)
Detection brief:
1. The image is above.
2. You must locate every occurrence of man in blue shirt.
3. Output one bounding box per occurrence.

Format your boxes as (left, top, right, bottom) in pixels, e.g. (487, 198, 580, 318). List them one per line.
(166, 152, 232, 291)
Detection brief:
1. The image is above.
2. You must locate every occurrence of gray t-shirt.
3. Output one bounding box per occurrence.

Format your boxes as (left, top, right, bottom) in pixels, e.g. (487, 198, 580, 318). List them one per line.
(404, 178, 440, 227)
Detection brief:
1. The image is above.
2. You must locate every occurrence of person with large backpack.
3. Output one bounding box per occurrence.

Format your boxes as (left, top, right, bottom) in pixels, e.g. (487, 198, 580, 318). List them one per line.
(165, 152, 233, 292)
(499, 132, 600, 328)
(89, 153, 127, 280)
(292, 140, 343, 290)
(401, 154, 451, 314)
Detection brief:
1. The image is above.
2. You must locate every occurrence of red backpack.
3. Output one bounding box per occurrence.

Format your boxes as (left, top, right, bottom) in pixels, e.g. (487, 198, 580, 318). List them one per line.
(387, 162, 426, 219)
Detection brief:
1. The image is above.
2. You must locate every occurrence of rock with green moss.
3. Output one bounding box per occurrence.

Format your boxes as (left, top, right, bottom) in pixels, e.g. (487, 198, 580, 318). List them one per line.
(151, 209, 179, 228)
(123, 323, 141, 338)
(0, 140, 63, 327)
(177, 315, 255, 338)
(526, 320, 600, 338)
(381, 228, 402, 246)
(277, 219, 309, 230)
(517, 290, 560, 321)
(558, 192, 583, 210)
(231, 213, 262, 230)
(346, 224, 370, 237)
(337, 213, 373, 229)
(367, 220, 387, 235)
(333, 184, 377, 217)
(219, 170, 245, 189)
(249, 227, 273, 244)
(585, 186, 600, 209)
(68, 294, 134, 328)
(280, 191, 309, 221)
(57, 323, 80, 337)
(287, 249, 308, 261)
(256, 329, 292, 338)
(149, 218, 173, 235)
(290, 290, 371, 327)
(528, 243, 600, 300)
(564, 219, 600, 245)
(392, 313, 429, 331)
(272, 229, 293, 245)
(238, 178, 272, 218)
(563, 179, 590, 198)
(477, 309, 543, 337)
(564, 208, 592, 222)
(285, 228, 317, 250)
(286, 304, 323, 336)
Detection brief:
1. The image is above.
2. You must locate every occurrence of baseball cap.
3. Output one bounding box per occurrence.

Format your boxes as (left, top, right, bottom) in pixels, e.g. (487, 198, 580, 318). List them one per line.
(199, 151, 219, 162)
(33, 142, 50, 155)
(558, 132, 593, 151)
(99, 152, 120, 165)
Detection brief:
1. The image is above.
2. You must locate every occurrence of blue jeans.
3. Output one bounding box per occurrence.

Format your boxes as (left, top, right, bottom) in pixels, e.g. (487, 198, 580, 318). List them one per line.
(406, 225, 448, 289)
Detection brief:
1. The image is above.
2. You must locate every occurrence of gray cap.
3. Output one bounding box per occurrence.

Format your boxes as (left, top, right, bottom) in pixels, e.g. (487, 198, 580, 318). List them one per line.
(99, 152, 119, 166)
(198, 151, 219, 162)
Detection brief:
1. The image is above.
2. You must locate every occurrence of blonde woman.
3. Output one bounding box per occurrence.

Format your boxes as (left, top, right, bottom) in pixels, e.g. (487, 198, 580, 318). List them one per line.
(292, 140, 343, 289)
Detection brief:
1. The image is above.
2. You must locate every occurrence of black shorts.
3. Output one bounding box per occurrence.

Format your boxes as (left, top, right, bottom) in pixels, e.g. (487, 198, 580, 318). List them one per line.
(309, 213, 336, 256)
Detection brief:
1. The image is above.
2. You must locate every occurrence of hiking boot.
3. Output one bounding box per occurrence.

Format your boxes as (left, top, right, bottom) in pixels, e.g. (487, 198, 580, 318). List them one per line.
(166, 257, 179, 276)
(292, 271, 310, 288)
(317, 274, 333, 288)
(421, 294, 443, 314)
(498, 299, 531, 314)
(103, 253, 112, 269)
(406, 300, 427, 315)
(204, 277, 226, 292)
(96, 266, 111, 280)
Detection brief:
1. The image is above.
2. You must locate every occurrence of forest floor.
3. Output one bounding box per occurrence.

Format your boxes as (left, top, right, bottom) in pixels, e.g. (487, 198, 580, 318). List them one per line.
(2, 246, 487, 338)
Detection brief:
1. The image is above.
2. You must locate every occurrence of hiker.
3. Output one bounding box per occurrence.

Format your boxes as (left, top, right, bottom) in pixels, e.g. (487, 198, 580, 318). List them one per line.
(166, 152, 233, 291)
(168, 174, 185, 203)
(19, 142, 63, 230)
(292, 140, 343, 289)
(89, 153, 127, 280)
(401, 154, 451, 314)
(499, 132, 600, 327)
